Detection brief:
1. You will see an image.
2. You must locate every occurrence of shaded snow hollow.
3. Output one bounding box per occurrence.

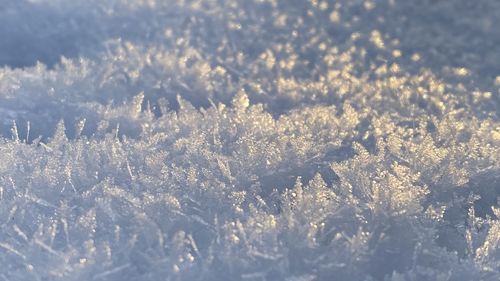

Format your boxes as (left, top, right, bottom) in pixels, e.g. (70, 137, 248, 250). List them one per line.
(0, 1, 499, 280)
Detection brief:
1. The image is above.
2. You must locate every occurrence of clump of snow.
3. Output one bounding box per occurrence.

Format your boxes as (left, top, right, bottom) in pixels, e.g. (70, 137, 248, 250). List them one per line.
(0, 1, 499, 280)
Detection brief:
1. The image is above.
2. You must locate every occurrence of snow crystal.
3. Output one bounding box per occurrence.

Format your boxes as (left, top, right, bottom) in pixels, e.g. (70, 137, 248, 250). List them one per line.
(0, 0, 498, 281)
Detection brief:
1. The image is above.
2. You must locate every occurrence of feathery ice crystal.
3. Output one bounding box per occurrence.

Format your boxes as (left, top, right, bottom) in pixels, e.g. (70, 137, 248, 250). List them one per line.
(0, 1, 498, 280)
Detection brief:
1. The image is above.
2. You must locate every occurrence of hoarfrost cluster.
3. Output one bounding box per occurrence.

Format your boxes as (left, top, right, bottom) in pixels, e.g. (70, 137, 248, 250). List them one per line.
(0, 0, 498, 280)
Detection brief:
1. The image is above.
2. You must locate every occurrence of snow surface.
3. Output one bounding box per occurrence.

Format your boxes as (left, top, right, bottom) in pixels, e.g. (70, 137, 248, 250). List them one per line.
(0, 0, 499, 280)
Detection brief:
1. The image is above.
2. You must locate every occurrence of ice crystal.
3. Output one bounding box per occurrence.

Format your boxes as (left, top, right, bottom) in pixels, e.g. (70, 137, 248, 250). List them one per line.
(0, 0, 498, 280)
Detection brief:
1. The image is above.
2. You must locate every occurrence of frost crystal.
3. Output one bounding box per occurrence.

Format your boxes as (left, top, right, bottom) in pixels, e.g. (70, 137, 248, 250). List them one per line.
(0, 0, 499, 281)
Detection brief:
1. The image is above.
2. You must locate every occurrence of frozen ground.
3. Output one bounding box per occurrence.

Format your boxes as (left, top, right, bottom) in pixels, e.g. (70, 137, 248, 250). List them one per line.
(0, 0, 499, 280)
